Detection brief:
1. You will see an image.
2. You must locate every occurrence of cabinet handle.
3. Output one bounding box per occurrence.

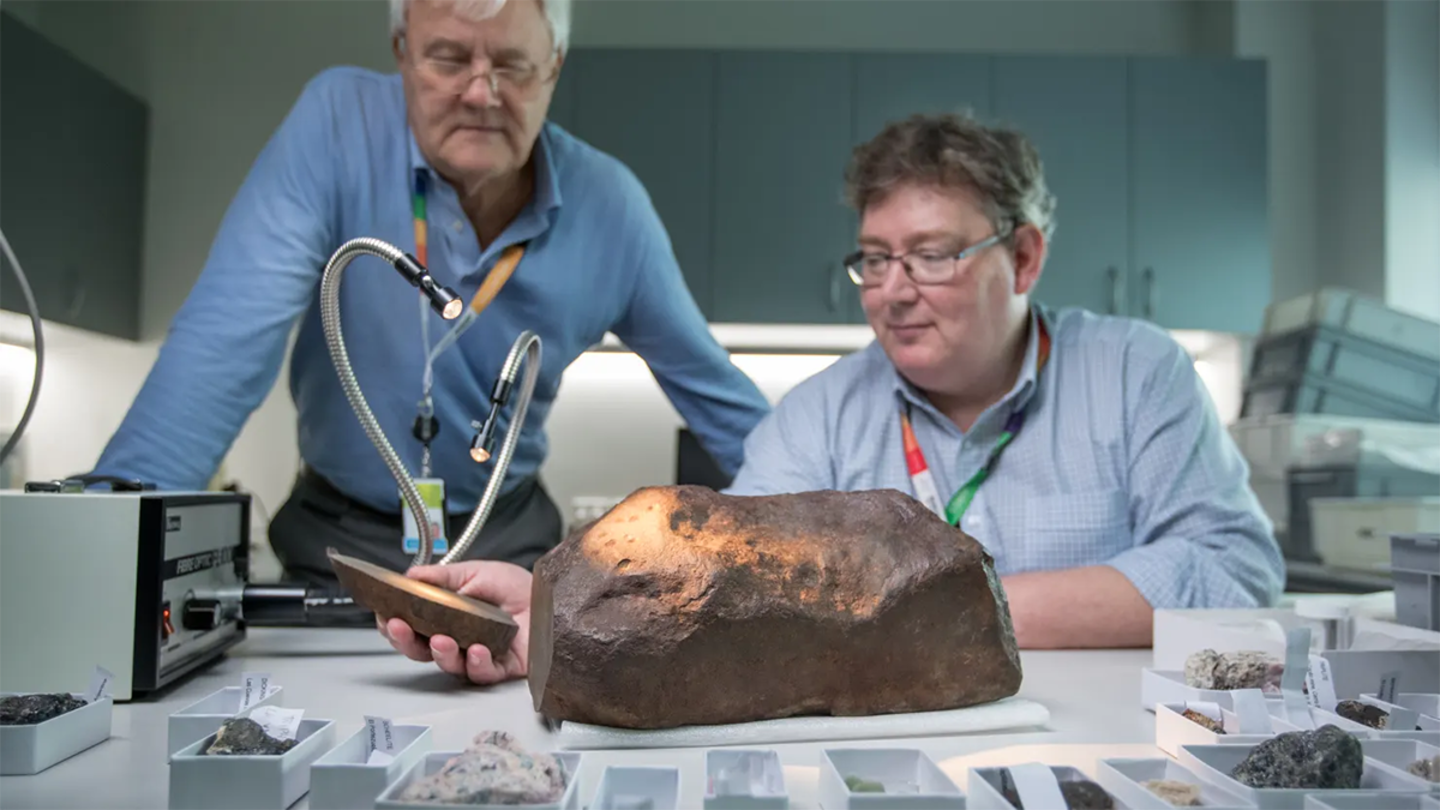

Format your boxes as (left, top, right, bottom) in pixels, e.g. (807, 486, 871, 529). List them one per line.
(1143, 267, 1156, 320)
(828, 265, 841, 312)
(1106, 266, 1124, 315)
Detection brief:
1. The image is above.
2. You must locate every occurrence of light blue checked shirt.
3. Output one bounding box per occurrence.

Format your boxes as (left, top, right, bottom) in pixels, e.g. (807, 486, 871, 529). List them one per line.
(727, 306, 1285, 610)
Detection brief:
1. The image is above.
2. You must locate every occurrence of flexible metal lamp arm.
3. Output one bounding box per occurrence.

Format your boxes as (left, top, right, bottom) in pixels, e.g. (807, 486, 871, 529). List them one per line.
(319, 238, 541, 569)
(320, 238, 460, 567)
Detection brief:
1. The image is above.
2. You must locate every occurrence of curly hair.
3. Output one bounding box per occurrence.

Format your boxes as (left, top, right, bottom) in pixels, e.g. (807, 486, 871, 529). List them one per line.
(844, 113, 1056, 241)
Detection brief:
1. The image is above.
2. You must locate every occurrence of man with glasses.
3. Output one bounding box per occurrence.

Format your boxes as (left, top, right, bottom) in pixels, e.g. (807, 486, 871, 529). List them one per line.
(725, 113, 1284, 648)
(375, 112, 1284, 684)
(90, 0, 769, 594)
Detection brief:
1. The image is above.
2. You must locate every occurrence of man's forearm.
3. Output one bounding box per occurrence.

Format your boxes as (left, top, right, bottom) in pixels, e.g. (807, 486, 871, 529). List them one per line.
(999, 566, 1154, 649)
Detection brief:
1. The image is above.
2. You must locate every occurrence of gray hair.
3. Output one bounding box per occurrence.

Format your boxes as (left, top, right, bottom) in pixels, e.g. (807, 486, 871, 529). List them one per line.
(844, 112, 1057, 243)
(389, 0, 571, 56)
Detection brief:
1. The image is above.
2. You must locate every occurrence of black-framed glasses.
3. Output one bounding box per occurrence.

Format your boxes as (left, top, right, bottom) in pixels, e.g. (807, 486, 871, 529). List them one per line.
(843, 229, 1011, 287)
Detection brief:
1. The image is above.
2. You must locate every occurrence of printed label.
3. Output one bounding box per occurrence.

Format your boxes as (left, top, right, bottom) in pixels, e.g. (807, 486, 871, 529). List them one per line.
(86, 665, 115, 703)
(240, 672, 271, 712)
(1232, 689, 1275, 734)
(1305, 655, 1339, 711)
(1280, 627, 1315, 728)
(401, 479, 449, 555)
(366, 749, 396, 766)
(1009, 763, 1067, 810)
(364, 716, 398, 756)
(1379, 670, 1400, 704)
(247, 705, 304, 741)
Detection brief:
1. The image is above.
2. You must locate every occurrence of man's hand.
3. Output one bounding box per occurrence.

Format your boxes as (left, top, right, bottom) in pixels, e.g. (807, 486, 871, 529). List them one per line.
(375, 560, 533, 685)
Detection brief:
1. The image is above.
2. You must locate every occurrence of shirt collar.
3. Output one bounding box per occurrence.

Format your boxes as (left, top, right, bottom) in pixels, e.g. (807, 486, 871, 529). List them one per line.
(889, 306, 1048, 426)
(405, 122, 564, 219)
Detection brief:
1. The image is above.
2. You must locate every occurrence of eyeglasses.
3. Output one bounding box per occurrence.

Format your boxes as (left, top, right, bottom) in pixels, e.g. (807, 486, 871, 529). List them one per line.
(843, 229, 1011, 287)
(413, 53, 556, 98)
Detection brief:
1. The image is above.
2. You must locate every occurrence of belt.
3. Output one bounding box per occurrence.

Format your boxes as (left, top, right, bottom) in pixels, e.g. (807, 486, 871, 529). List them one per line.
(297, 465, 532, 522)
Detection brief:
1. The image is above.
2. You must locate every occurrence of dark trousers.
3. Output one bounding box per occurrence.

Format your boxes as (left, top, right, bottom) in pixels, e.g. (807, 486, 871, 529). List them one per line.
(268, 467, 563, 589)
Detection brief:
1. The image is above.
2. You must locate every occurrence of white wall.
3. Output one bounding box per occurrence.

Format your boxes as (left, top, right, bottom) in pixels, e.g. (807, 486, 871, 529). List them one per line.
(1234, 0, 1319, 305)
(1384, 0, 1440, 321)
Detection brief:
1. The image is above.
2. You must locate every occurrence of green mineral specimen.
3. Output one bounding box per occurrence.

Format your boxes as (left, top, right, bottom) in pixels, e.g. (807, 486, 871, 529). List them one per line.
(845, 775, 885, 793)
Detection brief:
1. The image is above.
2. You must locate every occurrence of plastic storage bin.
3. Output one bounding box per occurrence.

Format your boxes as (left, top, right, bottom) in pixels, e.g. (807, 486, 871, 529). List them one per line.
(818, 748, 964, 809)
(1247, 325, 1440, 417)
(1262, 288, 1440, 363)
(0, 692, 112, 775)
(375, 750, 583, 810)
(168, 718, 337, 810)
(1392, 534, 1440, 631)
(704, 749, 788, 810)
(969, 764, 1106, 810)
(1310, 500, 1440, 571)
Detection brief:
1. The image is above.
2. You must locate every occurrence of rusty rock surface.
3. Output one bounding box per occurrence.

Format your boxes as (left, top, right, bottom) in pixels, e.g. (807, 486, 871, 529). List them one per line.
(529, 486, 1023, 729)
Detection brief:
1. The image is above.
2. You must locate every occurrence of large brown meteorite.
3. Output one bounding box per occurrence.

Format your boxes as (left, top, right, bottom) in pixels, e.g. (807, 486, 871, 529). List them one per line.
(528, 486, 1022, 729)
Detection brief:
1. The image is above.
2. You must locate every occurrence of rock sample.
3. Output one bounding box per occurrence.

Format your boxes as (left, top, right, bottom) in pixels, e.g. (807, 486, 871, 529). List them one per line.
(203, 718, 297, 756)
(844, 776, 885, 793)
(1182, 709, 1225, 734)
(1334, 700, 1388, 729)
(1408, 755, 1439, 782)
(1230, 725, 1362, 790)
(529, 486, 1023, 729)
(1183, 649, 1283, 692)
(0, 693, 86, 725)
(1141, 780, 1201, 806)
(1000, 777, 1114, 809)
(329, 550, 517, 655)
(399, 731, 567, 805)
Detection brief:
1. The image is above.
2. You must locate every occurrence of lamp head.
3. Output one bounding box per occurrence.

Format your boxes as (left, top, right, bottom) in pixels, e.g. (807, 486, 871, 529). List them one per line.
(470, 408, 500, 464)
(391, 252, 462, 319)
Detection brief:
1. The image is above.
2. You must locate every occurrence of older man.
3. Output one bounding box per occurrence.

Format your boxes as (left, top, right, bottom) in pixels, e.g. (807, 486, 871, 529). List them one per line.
(378, 112, 1285, 684)
(91, 0, 768, 585)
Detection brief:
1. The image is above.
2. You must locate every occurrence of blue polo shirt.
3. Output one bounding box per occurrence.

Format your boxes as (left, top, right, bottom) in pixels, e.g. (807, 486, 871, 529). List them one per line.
(93, 67, 770, 512)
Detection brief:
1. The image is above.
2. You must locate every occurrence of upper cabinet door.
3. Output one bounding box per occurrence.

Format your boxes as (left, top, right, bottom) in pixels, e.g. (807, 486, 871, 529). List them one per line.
(545, 49, 581, 132)
(1130, 57, 1270, 334)
(992, 56, 1130, 318)
(848, 54, 992, 323)
(1, 12, 147, 341)
(853, 54, 992, 143)
(712, 52, 856, 323)
(571, 50, 718, 317)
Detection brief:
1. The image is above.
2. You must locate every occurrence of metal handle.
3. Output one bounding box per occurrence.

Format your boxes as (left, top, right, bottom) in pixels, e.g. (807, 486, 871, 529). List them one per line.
(828, 265, 841, 312)
(1106, 266, 1123, 315)
(1142, 267, 1156, 319)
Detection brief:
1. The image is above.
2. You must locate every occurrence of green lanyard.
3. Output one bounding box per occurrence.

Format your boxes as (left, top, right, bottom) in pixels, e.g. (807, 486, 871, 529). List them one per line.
(900, 318, 1052, 526)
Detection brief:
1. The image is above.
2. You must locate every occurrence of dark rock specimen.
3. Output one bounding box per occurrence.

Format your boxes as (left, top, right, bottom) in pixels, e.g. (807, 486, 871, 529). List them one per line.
(1183, 649, 1283, 692)
(529, 486, 1023, 729)
(1334, 699, 1388, 729)
(1000, 777, 1115, 809)
(203, 718, 298, 756)
(399, 731, 567, 805)
(1182, 709, 1225, 734)
(329, 550, 517, 655)
(0, 693, 86, 726)
(1230, 725, 1362, 790)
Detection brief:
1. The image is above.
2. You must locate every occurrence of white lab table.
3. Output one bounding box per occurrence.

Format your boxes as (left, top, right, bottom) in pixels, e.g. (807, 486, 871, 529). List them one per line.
(0, 628, 1162, 809)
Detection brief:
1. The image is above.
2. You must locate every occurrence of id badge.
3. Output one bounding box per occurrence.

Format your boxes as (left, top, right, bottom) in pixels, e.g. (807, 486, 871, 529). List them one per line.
(401, 478, 449, 555)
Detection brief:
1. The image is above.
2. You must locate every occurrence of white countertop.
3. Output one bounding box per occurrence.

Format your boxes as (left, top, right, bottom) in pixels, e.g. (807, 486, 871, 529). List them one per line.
(0, 628, 1163, 809)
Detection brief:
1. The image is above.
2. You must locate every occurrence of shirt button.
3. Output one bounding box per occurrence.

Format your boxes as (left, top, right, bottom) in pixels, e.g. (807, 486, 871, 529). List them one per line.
(451, 220, 464, 233)
(966, 514, 983, 530)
